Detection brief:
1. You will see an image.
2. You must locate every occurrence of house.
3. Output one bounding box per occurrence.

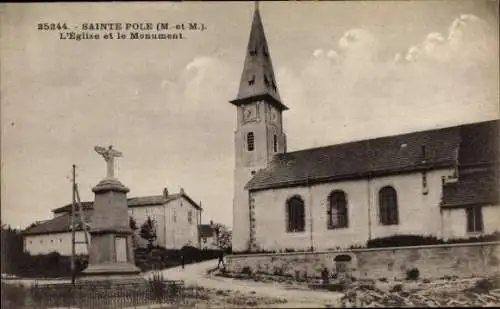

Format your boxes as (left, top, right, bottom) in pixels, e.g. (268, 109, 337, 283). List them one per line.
(199, 221, 218, 249)
(22, 188, 204, 255)
(230, 5, 500, 252)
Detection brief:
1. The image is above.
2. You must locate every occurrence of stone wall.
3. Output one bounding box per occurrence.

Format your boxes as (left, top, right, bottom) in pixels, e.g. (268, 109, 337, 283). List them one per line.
(226, 242, 500, 281)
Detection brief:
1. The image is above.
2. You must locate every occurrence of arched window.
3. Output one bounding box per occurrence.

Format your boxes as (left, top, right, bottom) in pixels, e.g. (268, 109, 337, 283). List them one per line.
(379, 186, 399, 225)
(327, 190, 348, 229)
(286, 196, 305, 232)
(273, 134, 278, 152)
(247, 132, 255, 151)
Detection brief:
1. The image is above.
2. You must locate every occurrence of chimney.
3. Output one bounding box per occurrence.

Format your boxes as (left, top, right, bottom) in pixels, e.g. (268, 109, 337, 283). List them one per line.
(163, 187, 169, 199)
(210, 220, 213, 226)
(180, 187, 185, 195)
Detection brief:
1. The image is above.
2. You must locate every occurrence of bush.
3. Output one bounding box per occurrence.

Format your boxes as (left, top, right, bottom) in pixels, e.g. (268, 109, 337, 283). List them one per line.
(8, 252, 88, 278)
(390, 283, 403, 292)
(468, 277, 499, 294)
(134, 246, 224, 272)
(241, 266, 253, 276)
(367, 235, 443, 248)
(367, 232, 500, 249)
(406, 268, 420, 281)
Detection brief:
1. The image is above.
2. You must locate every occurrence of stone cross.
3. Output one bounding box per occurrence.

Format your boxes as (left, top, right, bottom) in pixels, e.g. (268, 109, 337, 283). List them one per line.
(94, 145, 123, 178)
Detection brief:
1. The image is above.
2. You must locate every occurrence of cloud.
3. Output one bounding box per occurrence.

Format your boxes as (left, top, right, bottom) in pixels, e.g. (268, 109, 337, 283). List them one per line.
(278, 14, 498, 149)
(404, 14, 496, 64)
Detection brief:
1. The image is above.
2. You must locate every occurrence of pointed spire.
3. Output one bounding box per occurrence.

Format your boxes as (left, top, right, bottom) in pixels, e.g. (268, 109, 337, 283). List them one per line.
(231, 3, 288, 111)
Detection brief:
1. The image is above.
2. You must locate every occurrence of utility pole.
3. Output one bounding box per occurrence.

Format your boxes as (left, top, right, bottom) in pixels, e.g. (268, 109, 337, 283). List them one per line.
(71, 164, 76, 285)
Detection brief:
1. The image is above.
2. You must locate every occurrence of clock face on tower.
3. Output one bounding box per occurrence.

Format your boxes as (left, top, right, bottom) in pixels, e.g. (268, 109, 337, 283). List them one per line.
(243, 104, 257, 121)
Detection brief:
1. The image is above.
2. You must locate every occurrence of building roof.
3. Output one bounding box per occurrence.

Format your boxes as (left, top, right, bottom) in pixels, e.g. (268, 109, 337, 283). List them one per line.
(441, 168, 499, 208)
(246, 120, 499, 191)
(230, 5, 288, 111)
(22, 210, 93, 236)
(198, 224, 215, 238)
(25, 190, 203, 236)
(52, 191, 202, 214)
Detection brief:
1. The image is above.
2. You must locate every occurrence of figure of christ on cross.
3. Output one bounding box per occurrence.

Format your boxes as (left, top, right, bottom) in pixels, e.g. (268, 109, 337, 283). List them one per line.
(94, 145, 123, 178)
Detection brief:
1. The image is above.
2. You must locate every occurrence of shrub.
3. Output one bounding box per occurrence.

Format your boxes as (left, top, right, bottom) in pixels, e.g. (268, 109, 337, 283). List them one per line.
(241, 266, 253, 276)
(468, 278, 499, 293)
(366, 232, 500, 248)
(390, 283, 403, 292)
(367, 235, 443, 248)
(378, 277, 388, 282)
(405, 268, 420, 281)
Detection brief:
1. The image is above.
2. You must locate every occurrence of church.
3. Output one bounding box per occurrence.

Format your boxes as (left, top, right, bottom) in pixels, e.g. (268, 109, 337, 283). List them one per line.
(230, 6, 499, 252)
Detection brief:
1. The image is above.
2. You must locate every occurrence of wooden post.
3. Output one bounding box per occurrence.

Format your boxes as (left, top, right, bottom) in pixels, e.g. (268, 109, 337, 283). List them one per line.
(71, 164, 76, 284)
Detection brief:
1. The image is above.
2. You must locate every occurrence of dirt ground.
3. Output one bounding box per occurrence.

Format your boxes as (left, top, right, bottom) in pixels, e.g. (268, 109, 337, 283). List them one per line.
(340, 277, 500, 307)
(214, 270, 500, 308)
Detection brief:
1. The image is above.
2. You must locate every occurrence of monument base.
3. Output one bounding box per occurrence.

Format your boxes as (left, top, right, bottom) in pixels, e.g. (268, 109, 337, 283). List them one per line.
(78, 262, 144, 284)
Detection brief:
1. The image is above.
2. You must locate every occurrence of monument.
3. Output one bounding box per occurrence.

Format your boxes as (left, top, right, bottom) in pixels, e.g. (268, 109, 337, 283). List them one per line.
(79, 145, 142, 281)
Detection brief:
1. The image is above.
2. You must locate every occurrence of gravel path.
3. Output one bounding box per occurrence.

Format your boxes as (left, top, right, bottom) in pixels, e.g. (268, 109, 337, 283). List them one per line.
(144, 259, 343, 308)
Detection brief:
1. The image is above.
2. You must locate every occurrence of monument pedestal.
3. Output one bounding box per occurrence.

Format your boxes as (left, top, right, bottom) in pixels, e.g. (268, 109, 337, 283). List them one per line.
(79, 177, 143, 283)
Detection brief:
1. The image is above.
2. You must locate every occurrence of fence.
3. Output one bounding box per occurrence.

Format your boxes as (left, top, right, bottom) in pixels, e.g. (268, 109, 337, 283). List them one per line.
(27, 280, 195, 309)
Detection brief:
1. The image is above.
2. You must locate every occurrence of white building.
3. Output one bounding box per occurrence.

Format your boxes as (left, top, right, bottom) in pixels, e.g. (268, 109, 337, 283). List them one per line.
(23, 188, 203, 255)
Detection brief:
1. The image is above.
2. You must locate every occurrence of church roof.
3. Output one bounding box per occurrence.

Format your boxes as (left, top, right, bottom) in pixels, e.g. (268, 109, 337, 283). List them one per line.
(230, 5, 288, 111)
(441, 168, 499, 208)
(246, 120, 499, 191)
(52, 191, 201, 214)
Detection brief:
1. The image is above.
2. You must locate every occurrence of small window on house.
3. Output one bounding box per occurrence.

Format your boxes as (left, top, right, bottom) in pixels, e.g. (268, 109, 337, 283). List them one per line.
(29, 240, 32, 244)
(247, 132, 255, 151)
(273, 134, 278, 152)
(327, 191, 348, 229)
(59, 239, 62, 243)
(188, 210, 193, 224)
(51, 239, 54, 243)
(379, 186, 399, 225)
(286, 196, 305, 232)
(466, 207, 483, 233)
(173, 209, 177, 223)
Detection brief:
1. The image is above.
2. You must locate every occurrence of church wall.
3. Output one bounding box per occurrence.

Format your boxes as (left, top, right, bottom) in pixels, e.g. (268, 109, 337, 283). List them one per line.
(24, 231, 88, 255)
(251, 168, 454, 251)
(442, 204, 500, 240)
(368, 169, 452, 240)
(226, 241, 500, 281)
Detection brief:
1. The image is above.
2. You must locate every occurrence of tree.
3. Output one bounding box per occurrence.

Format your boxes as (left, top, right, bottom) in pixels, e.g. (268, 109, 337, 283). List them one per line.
(212, 223, 232, 252)
(129, 216, 138, 230)
(129, 216, 139, 249)
(139, 216, 157, 249)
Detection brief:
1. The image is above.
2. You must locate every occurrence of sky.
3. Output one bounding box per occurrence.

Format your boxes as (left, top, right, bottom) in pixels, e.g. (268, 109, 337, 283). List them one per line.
(1, 1, 499, 230)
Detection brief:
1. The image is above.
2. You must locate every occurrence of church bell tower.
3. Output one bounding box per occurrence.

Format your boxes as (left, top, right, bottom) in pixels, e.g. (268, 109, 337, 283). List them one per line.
(230, 3, 289, 252)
